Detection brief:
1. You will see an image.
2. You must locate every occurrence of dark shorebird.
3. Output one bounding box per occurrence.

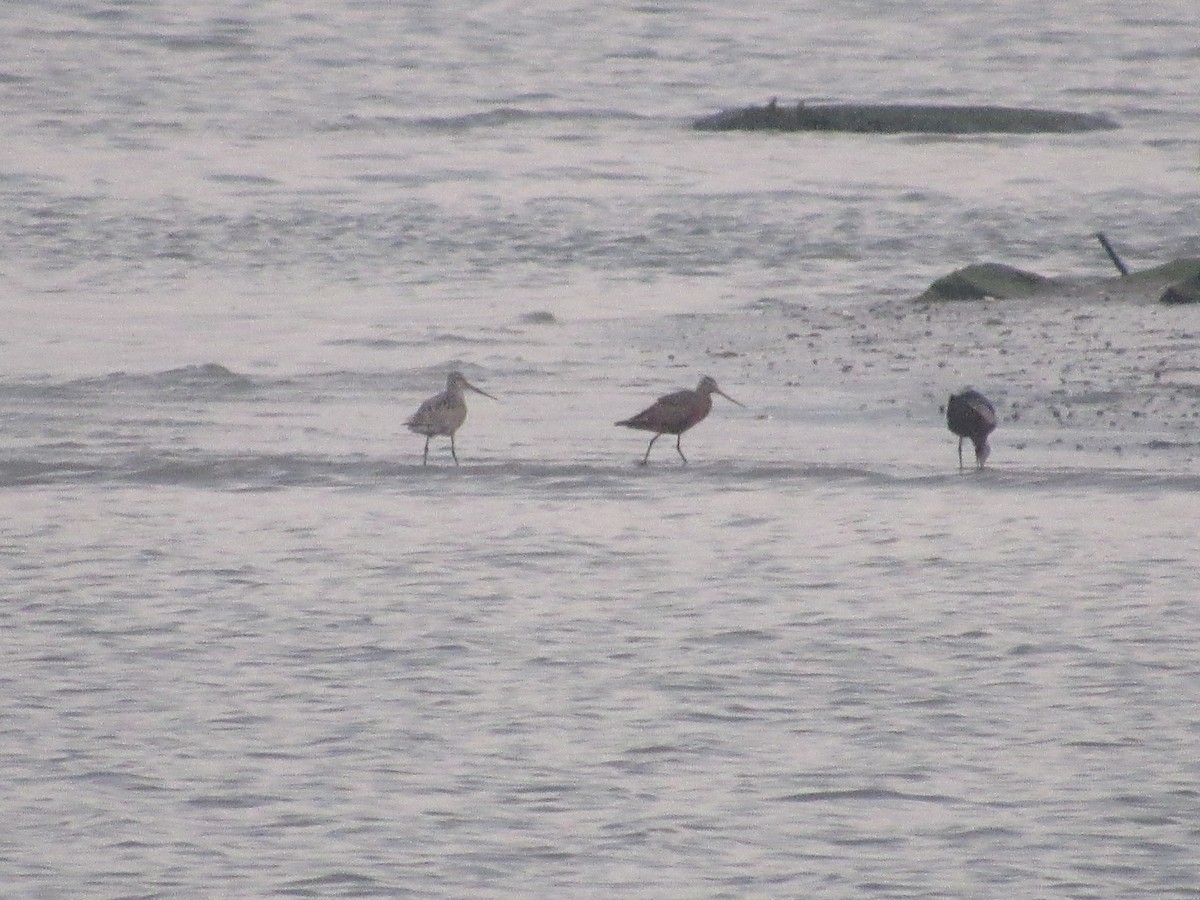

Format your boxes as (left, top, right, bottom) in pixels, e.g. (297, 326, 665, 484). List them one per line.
(406, 371, 496, 465)
(615, 375, 744, 465)
(946, 388, 997, 469)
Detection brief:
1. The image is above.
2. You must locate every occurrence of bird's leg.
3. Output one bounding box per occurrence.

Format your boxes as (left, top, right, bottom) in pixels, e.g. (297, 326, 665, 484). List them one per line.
(640, 434, 660, 465)
(675, 435, 688, 465)
(957, 437, 964, 470)
(450, 434, 459, 466)
(422, 436, 430, 466)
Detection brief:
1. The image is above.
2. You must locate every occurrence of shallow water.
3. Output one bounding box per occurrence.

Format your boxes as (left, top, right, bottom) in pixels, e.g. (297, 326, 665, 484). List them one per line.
(3, 1, 1200, 896)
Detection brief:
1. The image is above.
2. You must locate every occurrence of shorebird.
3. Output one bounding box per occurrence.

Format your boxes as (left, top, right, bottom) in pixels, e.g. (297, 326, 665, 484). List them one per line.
(406, 371, 496, 465)
(946, 388, 997, 469)
(615, 375, 744, 465)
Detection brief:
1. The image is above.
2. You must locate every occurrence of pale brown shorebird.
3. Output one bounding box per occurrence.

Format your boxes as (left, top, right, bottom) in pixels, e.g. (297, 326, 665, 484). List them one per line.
(615, 375, 744, 465)
(946, 388, 997, 469)
(406, 371, 497, 465)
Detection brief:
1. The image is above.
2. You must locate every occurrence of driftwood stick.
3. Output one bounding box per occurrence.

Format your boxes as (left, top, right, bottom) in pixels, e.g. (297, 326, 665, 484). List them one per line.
(1094, 231, 1130, 276)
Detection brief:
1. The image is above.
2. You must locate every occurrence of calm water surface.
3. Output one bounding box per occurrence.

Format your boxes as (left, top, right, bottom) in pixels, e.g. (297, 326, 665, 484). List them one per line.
(2, 1, 1199, 896)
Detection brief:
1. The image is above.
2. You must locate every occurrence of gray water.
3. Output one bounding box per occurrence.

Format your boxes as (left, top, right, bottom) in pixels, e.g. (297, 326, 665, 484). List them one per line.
(2, 1, 1199, 896)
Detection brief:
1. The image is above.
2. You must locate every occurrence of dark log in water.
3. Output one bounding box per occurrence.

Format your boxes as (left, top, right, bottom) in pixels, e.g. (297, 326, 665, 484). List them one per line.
(1160, 272, 1200, 305)
(916, 263, 1053, 301)
(916, 259, 1200, 304)
(1094, 232, 1130, 276)
(694, 101, 1119, 134)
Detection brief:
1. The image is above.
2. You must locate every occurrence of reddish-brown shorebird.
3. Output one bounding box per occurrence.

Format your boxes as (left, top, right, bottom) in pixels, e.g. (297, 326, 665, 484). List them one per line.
(615, 375, 744, 465)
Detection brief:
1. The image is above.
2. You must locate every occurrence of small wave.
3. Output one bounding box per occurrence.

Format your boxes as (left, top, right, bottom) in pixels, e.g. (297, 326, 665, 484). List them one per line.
(323, 337, 410, 350)
(0, 459, 106, 486)
(3, 452, 1199, 493)
(690, 629, 776, 646)
(64, 362, 249, 387)
(59, 363, 259, 398)
(779, 787, 956, 804)
(1146, 438, 1200, 451)
(186, 793, 281, 810)
(322, 106, 650, 134)
(721, 461, 1200, 494)
(519, 310, 560, 325)
(0, 365, 273, 408)
(206, 172, 281, 187)
(151, 363, 256, 388)
(942, 465, 1200, 493)
(278, 872, 382, 893)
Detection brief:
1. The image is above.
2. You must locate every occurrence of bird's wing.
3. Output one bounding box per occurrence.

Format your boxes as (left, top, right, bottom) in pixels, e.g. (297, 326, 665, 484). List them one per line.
(964, 393, 997, 428)
(642, 390, 697, 429)
(407, 394, 446, 429)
